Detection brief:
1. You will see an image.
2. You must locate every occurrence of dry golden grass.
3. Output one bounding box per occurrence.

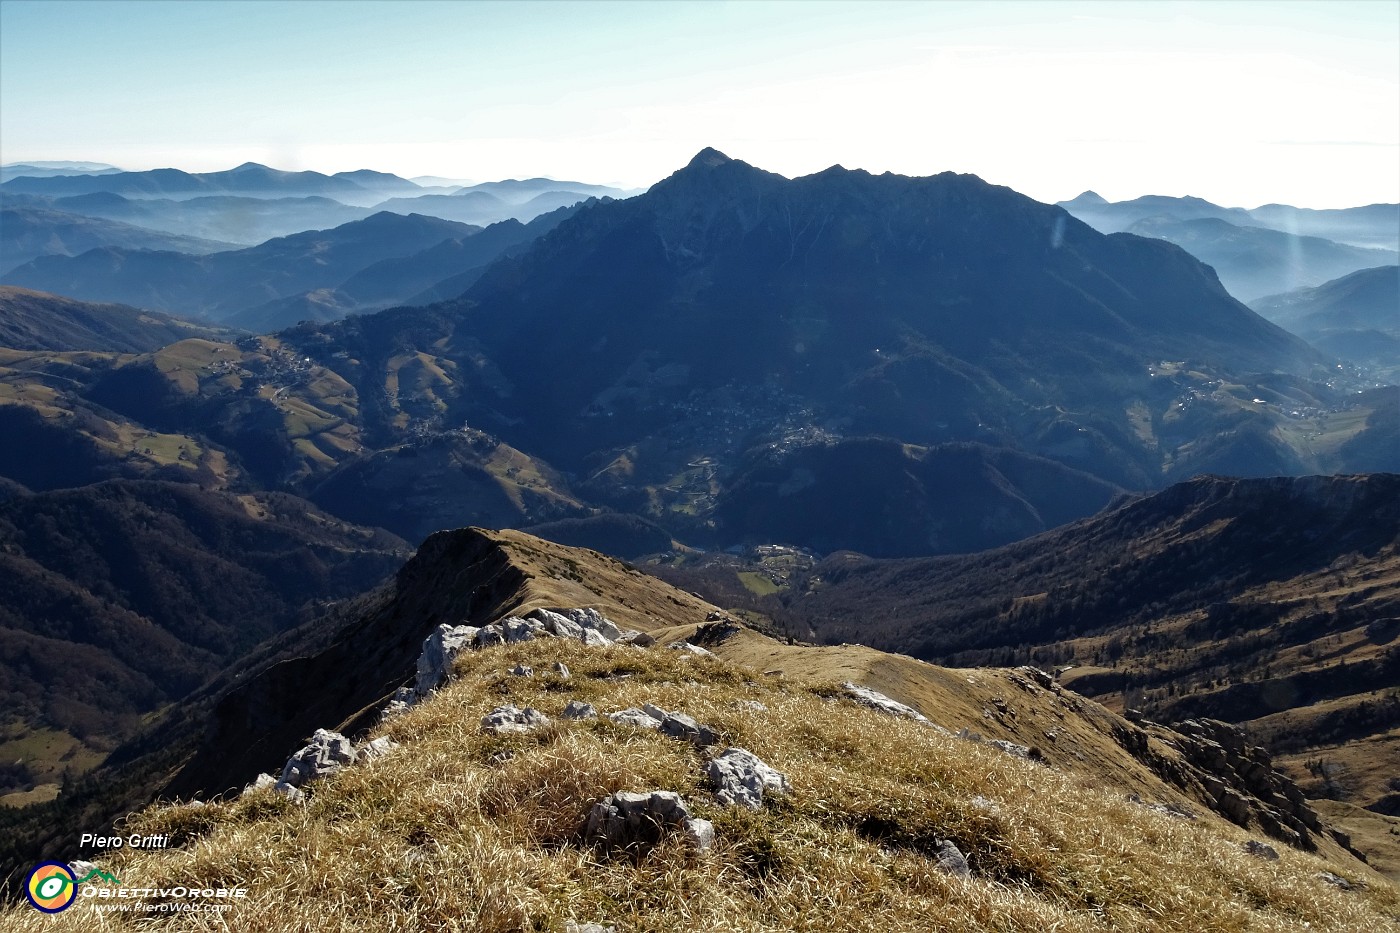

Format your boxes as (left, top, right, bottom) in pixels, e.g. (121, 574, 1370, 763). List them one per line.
(5, 638, 1396, 932)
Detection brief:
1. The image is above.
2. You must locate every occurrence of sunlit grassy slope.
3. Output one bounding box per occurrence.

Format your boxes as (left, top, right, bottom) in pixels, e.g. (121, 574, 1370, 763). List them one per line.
(7, 633, 1395, 931)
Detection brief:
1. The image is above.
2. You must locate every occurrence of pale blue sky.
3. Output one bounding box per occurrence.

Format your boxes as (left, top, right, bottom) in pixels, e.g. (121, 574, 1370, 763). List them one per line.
(1, 0, 1395, 207)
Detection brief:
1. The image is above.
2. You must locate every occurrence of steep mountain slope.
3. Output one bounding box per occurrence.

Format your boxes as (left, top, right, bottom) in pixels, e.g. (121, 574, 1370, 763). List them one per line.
(714, 438, 1123, 557)
(0, 287, 225, 352)
(1125, 216, 1398, 302)
(2, 528, 1393, 929)
(306, 428, 589, 543)
(1251, 266, 1400, 380)
(692, 475, 1400, 819)
(0, 480, 408, 804)
(0, 211, 480, 322)
(0, 206, 238, 273)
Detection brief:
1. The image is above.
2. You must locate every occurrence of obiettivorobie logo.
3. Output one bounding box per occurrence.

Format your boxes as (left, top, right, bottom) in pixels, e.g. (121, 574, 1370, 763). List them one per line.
(24, 863, 124, 913)
(25, 862, 111, 913)
(25, 859, 250, 915)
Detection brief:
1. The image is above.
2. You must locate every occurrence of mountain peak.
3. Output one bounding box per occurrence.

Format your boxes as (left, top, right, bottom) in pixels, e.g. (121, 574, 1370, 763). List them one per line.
(686, 147, 733, 169)
(230, 162, 272, 173)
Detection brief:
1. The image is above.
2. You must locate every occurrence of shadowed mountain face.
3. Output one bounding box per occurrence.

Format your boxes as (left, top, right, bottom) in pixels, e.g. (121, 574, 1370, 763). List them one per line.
(714, 439, 1124, 557)
(306, 429, 589, 545)
(773, 473, 1400, 655)
(458, 150, 1321, 454)
(0, 480, 408, 803)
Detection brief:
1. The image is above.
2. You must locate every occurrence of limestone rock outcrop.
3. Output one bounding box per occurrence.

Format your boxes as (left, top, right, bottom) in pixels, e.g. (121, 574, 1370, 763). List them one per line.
(584, 790, 714, 854)
(842, 682, 934, 725)
(706, 747, 790, 809)
(277, 729, 356, 794)
(1169, 718, 1324, 850)
(481, 705, 551, 735)
(407, 607, 636, 706)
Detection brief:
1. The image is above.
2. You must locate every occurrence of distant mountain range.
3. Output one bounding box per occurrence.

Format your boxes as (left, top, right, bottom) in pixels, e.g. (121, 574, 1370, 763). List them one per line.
(1059, 191, 1399, 250)
(1122, 216, 1396, 303)
(1, 203, 586, 331)
(1, 211, 479, 323)
(227, 203, 589, 331)
(1058, 192, 1399, 302)
(1240, 202, 1400, 251)
(7, 191, 375, 246)
(1, 162, 639, 224)
(0, 161, 122, 182)
(369, 187, 609, 227)
(1, 206, 239, 273)
(1, 162, 393, 206)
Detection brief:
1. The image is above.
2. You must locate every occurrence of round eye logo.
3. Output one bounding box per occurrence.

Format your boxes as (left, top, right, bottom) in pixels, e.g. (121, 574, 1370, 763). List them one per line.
(25, 862, 78, 913)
